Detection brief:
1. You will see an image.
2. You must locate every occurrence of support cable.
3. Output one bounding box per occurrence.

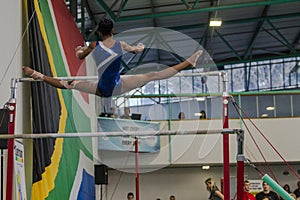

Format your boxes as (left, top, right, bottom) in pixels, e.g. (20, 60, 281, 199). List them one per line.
(231, 97, 300, 180)
(0, 8, 37, 85)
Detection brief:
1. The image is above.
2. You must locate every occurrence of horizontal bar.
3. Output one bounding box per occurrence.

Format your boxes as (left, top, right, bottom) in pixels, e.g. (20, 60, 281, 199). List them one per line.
(0, 129, 243, 139)
(179, 71, 225, 77)
(17, 76, 98, 82)
(16, 71, 222, 82)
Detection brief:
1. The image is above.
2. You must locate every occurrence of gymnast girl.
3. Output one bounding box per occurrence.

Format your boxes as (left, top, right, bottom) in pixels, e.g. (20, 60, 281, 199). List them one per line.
(23, 18, 202, 97)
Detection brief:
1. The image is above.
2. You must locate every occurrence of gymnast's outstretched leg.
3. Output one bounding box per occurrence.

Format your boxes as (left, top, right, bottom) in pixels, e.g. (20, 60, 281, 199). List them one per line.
(22, 66, 99, 95)
(120, 50, 202, 94)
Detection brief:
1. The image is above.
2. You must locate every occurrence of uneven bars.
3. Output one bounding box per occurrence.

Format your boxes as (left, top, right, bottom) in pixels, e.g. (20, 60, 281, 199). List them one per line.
(178, 71, 225, 77)
(17, 76, 98, 82)
(16, 71, 223, 82)
(0, 129, 243, 139)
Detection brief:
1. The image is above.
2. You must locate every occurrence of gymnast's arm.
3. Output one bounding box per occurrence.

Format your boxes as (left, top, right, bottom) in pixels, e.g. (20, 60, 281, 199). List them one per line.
(75, 41, 97, 60)
(120, 41, 144, 54)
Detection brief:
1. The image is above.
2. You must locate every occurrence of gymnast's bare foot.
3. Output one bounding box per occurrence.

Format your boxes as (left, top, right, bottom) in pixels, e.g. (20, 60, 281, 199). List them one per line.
(187, 50, 203, 67)
(22, 66, 44, 80)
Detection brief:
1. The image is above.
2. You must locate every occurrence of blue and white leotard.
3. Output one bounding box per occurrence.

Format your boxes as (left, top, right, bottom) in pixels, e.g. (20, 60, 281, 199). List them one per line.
(92, 41, 123, 97)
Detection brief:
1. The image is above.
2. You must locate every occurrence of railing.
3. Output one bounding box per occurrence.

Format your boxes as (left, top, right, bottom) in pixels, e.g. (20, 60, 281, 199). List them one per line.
(123, 90, 300, 120)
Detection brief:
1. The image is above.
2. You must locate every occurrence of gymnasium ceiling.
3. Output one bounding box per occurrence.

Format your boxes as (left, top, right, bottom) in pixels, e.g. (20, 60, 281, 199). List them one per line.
(69, 0, 300, 68)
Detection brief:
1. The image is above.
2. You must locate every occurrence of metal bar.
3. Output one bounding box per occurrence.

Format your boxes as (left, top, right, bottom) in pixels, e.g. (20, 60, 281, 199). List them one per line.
(1, 150, 3, 200)
(170, 12, 300, 31)
(115, 0, 300, 22)
(69, 0, 78, 19)
(215, 30, 242, 60)
(16, 71, 222, 83)
(218, 52, 300, 67)
(236, 130, 245, 200)
(191, 0, 201, 9)
(135, 137, 140, 200)
(123, 88, 300, 99)
(244, 5, 270, 59)
(167, 96, 173, 164)
(222, 72, 230, 200)
(293, 28, 300, 46)
(95, 0, 117, 21)
(0, 129, 243, 139)
(135, 46, 151, 67)
(17, 76, 98, 82)
(180, 0, 190, 9)
(117, 0, 129, 17)
(156, 34, 186, 63)
(121, 60, 131, 72)
(6, 98, 16, 200)
(266, 20, 297, 54)
(81, 0, 86, 35)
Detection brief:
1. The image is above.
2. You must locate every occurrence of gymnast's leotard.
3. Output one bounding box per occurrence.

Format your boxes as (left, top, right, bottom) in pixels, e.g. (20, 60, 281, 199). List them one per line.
(92, 40, 123, 97)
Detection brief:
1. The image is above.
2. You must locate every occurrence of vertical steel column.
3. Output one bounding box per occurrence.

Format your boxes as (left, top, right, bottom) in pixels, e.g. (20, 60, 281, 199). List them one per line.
(236, 130, 245, 200)
(221, 72, 230, 200)
(6, 79, 17, 200)
(135, 137, 140, 200)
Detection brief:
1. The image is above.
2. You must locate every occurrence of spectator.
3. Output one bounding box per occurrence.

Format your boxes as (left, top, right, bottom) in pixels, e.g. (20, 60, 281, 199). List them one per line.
(244, 180, 255, 200)
(280, 184, 292, 200)
(283, 184, 291, 193)
(120, 107, 131, 119)
(205, 177, 224, 200)
(294, 181, 300, 198)
(170, 195, 176, 200)
(255, 181, 279, 200)
(199, 110, 206, 119)
(127, 192, 134, 200)
(178, 112, 185, 120)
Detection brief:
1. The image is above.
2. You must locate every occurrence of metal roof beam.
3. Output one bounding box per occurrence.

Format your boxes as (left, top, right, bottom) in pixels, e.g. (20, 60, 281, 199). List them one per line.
(117, 0, 129, 17)
(243, 5, 270, 59)
(216, 52, 300, 67)
(266, 20, 297, 54)
(95, 0, 117, 21)
(293, 29, 300, 47)
(191, 0, 201, 9)
(263, 27, 297, 54)
(215, 30, 242, 61)
(169, 12, 300, 31)
(114, 0, 300, 22)
(69, 0, 78, 19)
(180, 0, 191, 9)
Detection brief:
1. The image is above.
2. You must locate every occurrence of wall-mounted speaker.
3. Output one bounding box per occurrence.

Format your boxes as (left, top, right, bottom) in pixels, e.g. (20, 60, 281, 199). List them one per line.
(94, 164, 108, 185)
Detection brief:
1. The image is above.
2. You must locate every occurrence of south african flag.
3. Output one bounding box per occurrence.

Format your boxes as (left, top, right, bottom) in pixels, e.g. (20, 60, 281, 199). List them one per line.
(26, 0, 95, 199)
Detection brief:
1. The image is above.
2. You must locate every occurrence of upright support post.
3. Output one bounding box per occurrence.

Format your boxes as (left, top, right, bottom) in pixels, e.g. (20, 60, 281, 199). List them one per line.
(6, 79, 18, 200)
(221, 72, 230, 200)
(135, 137, 139, 200)
(236, 130, 245, 200)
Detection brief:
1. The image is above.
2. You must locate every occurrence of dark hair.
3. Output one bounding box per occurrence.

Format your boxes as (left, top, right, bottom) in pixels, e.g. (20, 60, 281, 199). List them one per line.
(97, 18, 113, 36)
(283, 184, 291, 193)
(127, 192, 134, 198)
(178, 112, 185, 119)
(199, 110, 206, 119)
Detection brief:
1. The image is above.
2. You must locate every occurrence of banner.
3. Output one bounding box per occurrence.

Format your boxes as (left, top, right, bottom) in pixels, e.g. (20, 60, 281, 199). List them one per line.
(98, 117, 160, 152)
(14, 141, 27, 200)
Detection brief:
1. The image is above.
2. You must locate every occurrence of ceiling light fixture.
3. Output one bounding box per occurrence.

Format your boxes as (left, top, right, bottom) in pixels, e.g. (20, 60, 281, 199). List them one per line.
(209, 18, 222, 27)
(196, 97, 206, 101)
(194, 113, 201, 117)
(202, 165, 210, 170)
(266, 106, 275, 111)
